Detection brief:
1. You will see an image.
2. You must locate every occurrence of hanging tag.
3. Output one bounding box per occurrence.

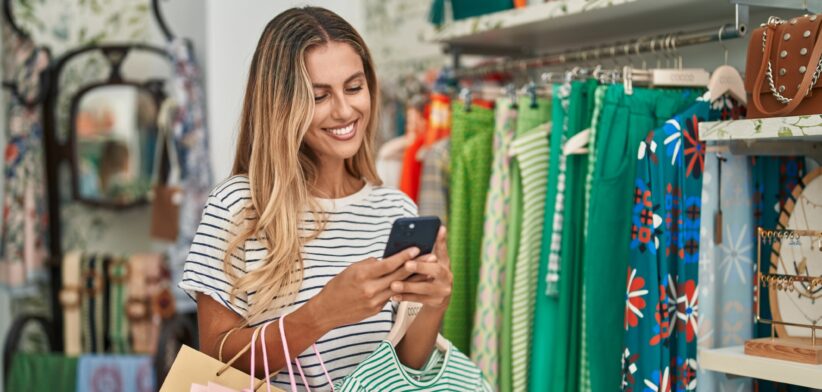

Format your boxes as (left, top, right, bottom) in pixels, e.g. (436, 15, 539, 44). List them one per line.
(714, 210, 723, 244)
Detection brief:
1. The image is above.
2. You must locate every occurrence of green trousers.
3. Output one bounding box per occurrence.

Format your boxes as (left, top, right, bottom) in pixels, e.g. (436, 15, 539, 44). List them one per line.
(500, 97, 551, 392)
(583, 85, 698, 392)
(445, 102, 496, 354)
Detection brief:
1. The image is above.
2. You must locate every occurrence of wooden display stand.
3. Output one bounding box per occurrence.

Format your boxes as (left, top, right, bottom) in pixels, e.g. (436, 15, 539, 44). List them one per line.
(745, 337, 822, 365)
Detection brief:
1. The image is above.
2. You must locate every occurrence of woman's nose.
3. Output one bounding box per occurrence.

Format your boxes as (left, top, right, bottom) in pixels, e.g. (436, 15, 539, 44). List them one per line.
(331, 94, 355, 120)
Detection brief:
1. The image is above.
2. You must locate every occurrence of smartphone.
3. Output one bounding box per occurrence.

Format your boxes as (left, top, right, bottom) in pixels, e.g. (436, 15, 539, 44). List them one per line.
(382, 216, 442, 259)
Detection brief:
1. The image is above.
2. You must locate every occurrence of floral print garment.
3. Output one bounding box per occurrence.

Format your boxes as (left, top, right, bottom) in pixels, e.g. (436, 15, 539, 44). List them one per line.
(622, 96, 743, 392)
(0, 28, 51, 292)
(166, 38, 214, 312)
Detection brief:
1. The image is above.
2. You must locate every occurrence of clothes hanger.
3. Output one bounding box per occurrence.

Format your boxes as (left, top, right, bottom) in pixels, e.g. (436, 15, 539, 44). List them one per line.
(624, 34, 709, 95)
(565, 46, 629, 156)
(386, 302, 450, 352)
(706, 25, 747, 104)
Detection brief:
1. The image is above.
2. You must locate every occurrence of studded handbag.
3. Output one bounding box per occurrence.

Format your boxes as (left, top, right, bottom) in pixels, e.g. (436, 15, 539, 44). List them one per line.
(745, 14, 822, 118)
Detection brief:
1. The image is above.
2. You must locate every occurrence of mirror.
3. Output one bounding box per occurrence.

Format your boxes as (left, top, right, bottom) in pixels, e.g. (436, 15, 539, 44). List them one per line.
(72, 84, 162, 207)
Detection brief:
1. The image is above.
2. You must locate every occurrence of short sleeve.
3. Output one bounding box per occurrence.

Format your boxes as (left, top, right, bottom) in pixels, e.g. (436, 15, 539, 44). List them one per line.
(178, 193, 248, 317)
(397, 192, 419, 218)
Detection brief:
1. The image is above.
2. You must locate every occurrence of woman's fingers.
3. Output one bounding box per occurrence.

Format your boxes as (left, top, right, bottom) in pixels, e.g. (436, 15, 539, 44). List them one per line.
(433, 226, 448, 263)
(404, 259, 448, 279)
(368, 247, 419, 277)
(390, 293, 447, 307)
(390, 280, 451, 297)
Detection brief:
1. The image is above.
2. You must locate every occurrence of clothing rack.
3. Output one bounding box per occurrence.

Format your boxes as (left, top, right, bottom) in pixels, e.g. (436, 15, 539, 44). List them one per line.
(454, 24, 746, 78)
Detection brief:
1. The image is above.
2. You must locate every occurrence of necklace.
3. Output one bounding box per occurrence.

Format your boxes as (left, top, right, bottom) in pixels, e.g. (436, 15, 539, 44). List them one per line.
(784, 286, 822, 324)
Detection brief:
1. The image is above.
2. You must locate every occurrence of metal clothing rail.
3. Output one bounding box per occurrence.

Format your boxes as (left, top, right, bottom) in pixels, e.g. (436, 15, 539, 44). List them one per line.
(455, 24, 746, 78)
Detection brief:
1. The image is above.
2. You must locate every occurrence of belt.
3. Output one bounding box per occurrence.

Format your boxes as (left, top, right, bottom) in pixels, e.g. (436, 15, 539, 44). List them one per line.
(59, 250, 83, 355)
(128, 254, 151, 354)
(81, 254, 105, 353)
(109, 256, 130, 353)
(145, 253, 176, 354)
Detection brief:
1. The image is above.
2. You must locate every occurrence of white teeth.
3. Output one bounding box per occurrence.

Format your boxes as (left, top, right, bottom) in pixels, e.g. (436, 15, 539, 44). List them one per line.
(327, 122, 355, 136)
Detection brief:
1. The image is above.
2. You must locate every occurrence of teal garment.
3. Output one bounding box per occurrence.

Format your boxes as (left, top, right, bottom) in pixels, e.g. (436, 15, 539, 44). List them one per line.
(529, 84, 568, 392)
(529, 81, 596, 392)
(552, 79, 597, 392)
(6, 353, 78, 392)
(429, 0, 513, 24)
(445, 102, 495, 354)
(578, 85, 607, 392)
(622, 98, 741, 392)
(584, 85, 698, 392)
(500, 98, 550, 392)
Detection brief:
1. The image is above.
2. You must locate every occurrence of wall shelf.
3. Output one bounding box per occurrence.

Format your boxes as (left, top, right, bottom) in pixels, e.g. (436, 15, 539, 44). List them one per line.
(425, 0, 736, 55)
(699, 115, 822, 162)
(699, 346, 822, 389)
(700, 115, 822, 141)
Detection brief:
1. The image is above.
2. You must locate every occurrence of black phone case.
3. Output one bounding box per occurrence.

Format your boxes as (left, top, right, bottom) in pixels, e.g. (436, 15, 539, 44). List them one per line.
(382, 216, 441, 258)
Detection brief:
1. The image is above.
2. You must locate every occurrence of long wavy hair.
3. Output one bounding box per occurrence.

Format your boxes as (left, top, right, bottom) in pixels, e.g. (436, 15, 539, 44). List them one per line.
(226, 7, 381, 324)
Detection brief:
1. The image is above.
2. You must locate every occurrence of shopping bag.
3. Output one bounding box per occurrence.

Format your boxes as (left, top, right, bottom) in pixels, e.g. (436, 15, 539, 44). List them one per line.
(159, 324, 285, 392)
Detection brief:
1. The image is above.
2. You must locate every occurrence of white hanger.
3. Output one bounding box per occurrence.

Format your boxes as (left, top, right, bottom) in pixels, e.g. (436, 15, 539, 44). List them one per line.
(707, 25, 747, 104)
(624, 35, 709, 95)
(386, 302, 449, 352)
(563, 128, 591, 156)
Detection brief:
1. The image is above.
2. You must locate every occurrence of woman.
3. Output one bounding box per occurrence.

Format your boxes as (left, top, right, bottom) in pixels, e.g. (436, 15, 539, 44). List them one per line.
(178, 6, 453, 390)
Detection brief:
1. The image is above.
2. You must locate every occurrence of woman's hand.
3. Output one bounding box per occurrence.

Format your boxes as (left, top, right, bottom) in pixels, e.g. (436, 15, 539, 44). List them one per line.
(390, 226, 452, 311)
(311, 247, 420, 329)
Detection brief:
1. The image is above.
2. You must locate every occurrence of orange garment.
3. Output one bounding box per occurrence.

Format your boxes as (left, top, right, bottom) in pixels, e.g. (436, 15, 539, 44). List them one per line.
(514, 0, 527, 8)
(425, 93, 452, 144)
(399, 131, 427, 201)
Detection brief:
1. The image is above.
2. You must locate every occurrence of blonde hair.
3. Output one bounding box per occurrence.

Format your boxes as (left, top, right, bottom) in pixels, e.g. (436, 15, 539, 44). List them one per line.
(226, 7, 382, 325)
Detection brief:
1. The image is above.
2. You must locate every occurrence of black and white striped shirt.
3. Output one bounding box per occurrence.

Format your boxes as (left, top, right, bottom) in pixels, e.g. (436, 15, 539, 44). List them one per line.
(178, 175, 417, 390)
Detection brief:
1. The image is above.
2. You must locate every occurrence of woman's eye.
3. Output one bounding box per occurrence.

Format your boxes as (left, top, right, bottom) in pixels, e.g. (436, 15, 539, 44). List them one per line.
(346, 86, 363, 93)
(314, 94, 328, 102)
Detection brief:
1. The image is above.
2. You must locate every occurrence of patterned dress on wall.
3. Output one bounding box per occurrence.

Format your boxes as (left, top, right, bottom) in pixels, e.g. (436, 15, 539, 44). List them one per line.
(0, 28, 51, 293)
(166, 38, 214, 312)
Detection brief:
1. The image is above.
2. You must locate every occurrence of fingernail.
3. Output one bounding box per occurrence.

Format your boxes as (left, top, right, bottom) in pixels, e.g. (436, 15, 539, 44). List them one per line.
(427, 255, 437, 262)
(391, 282, 403, 291)
(391, 295, 401, 302)
(406, 261, 417, 271)
(409, 247, 420, 258)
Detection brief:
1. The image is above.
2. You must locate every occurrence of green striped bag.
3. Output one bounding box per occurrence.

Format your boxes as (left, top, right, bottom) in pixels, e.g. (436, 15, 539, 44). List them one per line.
(336, 339, 493, 391)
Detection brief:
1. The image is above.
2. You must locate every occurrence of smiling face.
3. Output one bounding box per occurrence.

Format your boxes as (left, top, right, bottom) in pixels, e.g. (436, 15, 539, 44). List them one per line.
(303, 41, 371, 164)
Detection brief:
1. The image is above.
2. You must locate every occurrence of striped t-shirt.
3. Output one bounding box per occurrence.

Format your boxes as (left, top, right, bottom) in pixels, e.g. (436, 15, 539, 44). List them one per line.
(178, 175, 417, 391)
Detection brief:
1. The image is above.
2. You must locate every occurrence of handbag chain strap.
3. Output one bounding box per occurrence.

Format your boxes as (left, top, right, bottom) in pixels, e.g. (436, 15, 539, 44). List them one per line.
(763, 16, 822, 104)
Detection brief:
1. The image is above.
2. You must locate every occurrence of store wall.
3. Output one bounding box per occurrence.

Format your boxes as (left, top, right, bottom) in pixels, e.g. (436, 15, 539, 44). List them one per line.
(204, 0, 365, 181)
(0, 3, 206, 389)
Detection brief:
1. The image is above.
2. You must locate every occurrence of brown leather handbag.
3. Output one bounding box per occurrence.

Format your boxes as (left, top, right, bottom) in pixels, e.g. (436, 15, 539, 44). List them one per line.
(746, 14, 822, 118)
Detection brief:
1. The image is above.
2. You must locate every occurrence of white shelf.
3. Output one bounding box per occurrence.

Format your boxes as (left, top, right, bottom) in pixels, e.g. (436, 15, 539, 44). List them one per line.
(699, 115, 822, 141)
(699, 346, 822, 389)
(425, 0, 735, 54)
